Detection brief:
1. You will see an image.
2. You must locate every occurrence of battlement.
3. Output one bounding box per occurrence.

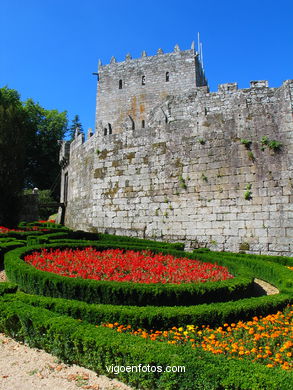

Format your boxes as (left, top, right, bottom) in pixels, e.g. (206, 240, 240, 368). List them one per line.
(59, 43, 293, 256)
(98, 42, 199, 68)
(95, 44, 207, 136)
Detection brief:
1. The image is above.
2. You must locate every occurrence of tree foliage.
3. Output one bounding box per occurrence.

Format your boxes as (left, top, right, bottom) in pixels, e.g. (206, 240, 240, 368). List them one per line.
(69, 114, 83, 140)
(0, 86, 70, 225)
(0, 87, 31, 226)
(24, 99, 68, 198)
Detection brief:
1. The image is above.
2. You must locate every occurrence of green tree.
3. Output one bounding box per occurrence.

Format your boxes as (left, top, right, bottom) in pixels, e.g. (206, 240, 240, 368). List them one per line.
(69, 114, 83, 140)
(24, 99, 68, 199)
(0, 87, 31, 226)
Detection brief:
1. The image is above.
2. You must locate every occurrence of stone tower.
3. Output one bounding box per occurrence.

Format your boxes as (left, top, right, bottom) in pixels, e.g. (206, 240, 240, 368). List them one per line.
(95, 44, 207, 135)
(59, 43, 293, 256)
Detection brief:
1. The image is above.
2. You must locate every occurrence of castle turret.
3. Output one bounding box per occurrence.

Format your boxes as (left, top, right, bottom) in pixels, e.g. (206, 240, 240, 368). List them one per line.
(95, 45, 207, 135)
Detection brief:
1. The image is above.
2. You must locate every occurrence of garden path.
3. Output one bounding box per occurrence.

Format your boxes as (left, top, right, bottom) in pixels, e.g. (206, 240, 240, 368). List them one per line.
(0, 271, 279, 390)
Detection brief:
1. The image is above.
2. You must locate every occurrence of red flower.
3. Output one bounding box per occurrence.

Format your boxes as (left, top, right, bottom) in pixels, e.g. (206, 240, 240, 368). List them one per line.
(24, 248, 234, 284)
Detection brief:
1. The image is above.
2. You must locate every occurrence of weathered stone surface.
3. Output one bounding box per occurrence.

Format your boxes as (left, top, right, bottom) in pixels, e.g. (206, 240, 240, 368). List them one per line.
(59, 47, 293, 256)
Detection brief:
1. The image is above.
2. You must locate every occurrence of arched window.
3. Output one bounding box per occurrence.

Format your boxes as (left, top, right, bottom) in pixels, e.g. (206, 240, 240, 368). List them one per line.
(108, 123, 112, 134)
(119, 79, 122, 89)
(142, 120, 145, 128)
(166, 72, 169, 82)
(104, 128, 107, 136)
(142, 75, 145, 85)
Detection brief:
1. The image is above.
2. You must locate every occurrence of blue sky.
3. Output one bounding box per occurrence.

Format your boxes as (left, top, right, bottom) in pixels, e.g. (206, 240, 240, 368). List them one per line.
(1, 0, 292, 133)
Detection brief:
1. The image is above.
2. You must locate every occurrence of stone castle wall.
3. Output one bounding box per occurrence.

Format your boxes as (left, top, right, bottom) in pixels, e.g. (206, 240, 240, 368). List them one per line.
(95, 48, 207, 135)
(60, 77, 293, 256)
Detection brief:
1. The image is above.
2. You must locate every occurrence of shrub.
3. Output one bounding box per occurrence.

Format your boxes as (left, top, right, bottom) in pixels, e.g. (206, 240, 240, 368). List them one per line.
(4, 244, 253, 306)
(0, 299, 291, 390)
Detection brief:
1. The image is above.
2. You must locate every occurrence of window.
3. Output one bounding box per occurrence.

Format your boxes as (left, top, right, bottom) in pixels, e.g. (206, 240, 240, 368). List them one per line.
(64, 172, 68, 204)
(142, 75, 145, 85)
(128, 115, 135, 130)
(166, 72, 169, 82)
(104, 128, 107, 136)
(142, 120, 145, 128)
(108, 123, 112, 134)
(119, 79, 122, 89)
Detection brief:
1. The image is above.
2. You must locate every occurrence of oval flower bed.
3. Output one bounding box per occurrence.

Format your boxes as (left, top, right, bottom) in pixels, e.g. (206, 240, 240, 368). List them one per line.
(24, 247, 234, 284)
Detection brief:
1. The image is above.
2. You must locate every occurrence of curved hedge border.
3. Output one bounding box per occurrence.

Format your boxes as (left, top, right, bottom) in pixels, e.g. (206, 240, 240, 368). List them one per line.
(2, 290, 290, 330)
(1, 227, 293, 389)
(0, 298, 291, 390)
(207, 250, 293, 267)
(192, 251, 293, 294)
(4, 243, 254, 306)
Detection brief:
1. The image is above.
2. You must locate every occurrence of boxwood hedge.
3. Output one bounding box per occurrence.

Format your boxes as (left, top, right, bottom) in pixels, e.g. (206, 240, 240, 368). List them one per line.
(4, 243, 254, 306)
(0, 298, 291, 390)
(1, 227, 293, 389)
(2, 290, 290, 330)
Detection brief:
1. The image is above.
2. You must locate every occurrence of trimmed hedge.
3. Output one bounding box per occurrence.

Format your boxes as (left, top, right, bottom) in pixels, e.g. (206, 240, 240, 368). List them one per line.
(1, 228, 293, 389)
(15, 224, 185, 251)
(0, 283, 18, 296)
(18, 221, 69, 230)
(50, 230, 185, 251)
(3, 291, 291, 330)
(4, 243, 254, 306)
(0, 230, 44, 240)
(208, 250, 293, 267)
(98, 233, 185, 251)
(192, 251, 293, 294)
(0, 241, 25, 265)
(0, 299, 291, 390)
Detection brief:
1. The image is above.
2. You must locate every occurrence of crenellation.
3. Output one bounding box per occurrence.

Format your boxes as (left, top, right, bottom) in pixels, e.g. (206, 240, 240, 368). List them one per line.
(59, 44, 293, 256)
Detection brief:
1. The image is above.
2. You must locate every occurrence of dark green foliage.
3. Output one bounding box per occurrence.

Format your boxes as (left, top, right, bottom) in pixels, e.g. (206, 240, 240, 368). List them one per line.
(192, 251, 293, 293)
(0, 241, 25, 266)
(23, 99, 68, 199)
(0, 86, 68, 226)
(98, 233, 185, 251)
(0, 87, 31, 226)
(1, 227, 293, 389)
(261, 136, 283, 151)
(37, 190, 58, 220)
(4, 243, 254, 306)
(0, 283, 18, 296)
(240, 139, 252, 149)
(4, 291, 290, 331)
(214, 250, 293, 267)
(0, 299, 291, 390)
(68, 114, 84, 140)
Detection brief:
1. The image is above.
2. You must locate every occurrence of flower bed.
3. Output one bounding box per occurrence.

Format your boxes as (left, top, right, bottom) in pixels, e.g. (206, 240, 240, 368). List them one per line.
(24, 247, 234, 284)
(1, 296, 291, 390)
(5, 244, 252, 306)
(0, 226, 25, 233)
(102, 305, 293, 371)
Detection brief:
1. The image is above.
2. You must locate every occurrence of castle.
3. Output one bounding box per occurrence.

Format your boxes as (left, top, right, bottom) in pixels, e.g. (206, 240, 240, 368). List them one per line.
(59, 43, 293, 256)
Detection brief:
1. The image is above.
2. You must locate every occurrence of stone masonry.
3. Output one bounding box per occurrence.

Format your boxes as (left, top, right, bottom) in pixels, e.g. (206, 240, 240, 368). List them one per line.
(59, 44, 293, 256)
